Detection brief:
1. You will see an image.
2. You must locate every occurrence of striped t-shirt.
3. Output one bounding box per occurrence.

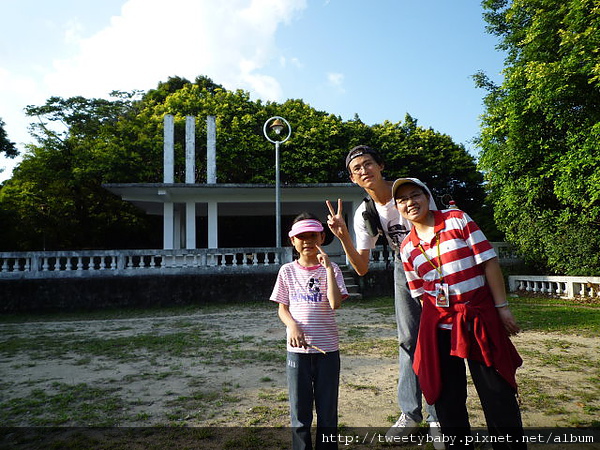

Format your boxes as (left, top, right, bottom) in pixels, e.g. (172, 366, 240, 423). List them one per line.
(270, 261, 348, 353)
(400, 209, 497, 309)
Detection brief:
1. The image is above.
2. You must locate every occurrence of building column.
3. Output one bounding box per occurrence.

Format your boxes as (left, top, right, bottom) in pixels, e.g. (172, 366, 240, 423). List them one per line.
(186, 202, 196, 249)
(174, 208, 182, 250)
(163, 202, 174, 250)
(208, 201, 218, 249)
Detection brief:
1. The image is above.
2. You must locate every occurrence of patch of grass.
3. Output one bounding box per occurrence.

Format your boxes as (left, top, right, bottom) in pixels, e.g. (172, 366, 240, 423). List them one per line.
(347, 296, 395, 315)
(165, 384, 241, 424)
(346, 326, 368, 338)
(258, 389, 287, 402)
(135, 412, 151, 421)
(228, 348, 286, 365)
(245, 405, 288, 426)
(351, 295, 600, 337)
(342, 338, 398, 358)
(345, 383, 380, 394)
(0, 382, 124, 426)
(519, 347, 596, 371)
(510, 297, 600, 336)
(0, 300, 273, 324)
(0, 326, 284, 366)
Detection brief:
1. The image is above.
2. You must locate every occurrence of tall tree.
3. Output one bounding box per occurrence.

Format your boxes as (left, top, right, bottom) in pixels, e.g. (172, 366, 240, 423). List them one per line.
(0, 76, 490, 251)
(0, 118, 18, 159)
(476, 0, 600, 275)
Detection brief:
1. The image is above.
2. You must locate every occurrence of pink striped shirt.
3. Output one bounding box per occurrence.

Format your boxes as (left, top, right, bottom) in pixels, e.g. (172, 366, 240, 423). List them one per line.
(270, 261, 348, 353)
(400, 209, 496, 310)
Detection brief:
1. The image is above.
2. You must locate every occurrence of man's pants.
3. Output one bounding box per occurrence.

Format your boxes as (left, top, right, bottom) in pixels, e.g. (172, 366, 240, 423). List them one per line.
(394, 256, 437, 423)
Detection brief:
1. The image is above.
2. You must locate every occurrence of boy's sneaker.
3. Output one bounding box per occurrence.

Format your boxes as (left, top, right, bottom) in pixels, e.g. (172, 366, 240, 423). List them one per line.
(385, 413, 419, 438)
(428, 422, 445, 450)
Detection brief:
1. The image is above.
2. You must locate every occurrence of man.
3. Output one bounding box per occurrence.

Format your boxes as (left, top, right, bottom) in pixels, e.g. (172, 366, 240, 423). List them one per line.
(326, 145, 440, 440)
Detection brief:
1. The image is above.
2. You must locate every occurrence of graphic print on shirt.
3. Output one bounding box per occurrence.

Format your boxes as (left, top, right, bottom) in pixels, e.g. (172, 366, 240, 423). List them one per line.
(294, 276, 323, 303)
(385, 220, 409, 248)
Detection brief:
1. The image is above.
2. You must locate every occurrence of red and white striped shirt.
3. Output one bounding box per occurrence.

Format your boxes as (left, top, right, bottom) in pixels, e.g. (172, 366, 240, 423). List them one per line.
(270, 261, 348, 353)
(400, 209, 496, 309)
(400, 209, 522, 404)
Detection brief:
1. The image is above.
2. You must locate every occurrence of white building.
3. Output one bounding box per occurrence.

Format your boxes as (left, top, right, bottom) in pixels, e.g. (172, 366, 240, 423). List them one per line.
(103, 115, 364, 260)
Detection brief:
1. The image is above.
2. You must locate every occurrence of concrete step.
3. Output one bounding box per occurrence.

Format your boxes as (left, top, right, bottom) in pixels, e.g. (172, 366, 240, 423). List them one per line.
(346, 292, 363, 301)
(339, 265, 362, 300)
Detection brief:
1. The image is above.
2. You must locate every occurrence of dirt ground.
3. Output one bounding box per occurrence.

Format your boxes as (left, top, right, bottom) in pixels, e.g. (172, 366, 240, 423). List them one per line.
(1, 303, 599, 448)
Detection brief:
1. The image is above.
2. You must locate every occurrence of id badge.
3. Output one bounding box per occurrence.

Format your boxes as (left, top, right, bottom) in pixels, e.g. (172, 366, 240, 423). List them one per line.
(435, 283, 450, 308)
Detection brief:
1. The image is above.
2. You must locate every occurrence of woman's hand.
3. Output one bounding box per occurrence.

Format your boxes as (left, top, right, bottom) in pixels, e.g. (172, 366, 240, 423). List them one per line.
(497, 306, 521, 336)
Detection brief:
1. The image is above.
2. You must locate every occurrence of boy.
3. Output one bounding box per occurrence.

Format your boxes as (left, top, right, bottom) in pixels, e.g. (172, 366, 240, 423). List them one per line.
(393, 177, 526, 450)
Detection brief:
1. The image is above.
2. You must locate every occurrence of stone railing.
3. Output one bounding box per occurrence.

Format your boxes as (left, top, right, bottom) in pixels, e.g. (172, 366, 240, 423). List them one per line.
(0, 248, 293, 279)
(0, 242, 522, 280)
(508, 275, 600, 299)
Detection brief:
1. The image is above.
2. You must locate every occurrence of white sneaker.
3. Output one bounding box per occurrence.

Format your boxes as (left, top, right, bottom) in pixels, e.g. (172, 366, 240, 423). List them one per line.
(385, 413, 419, 438)
(428, 422, 445, 450)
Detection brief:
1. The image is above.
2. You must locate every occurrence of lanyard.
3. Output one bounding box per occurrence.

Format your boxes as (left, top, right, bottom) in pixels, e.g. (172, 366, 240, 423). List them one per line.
(417, 233, 443, 283)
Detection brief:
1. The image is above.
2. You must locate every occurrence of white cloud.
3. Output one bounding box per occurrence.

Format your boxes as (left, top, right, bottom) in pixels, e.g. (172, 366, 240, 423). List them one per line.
(64, 19, 84, 45)
(279, 56, 303, 69)
(327, 72, 345, 93)
(45, 0, 307, 101)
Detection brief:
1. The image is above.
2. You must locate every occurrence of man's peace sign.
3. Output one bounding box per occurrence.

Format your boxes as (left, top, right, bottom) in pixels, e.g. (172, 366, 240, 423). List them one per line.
(326, 199, 349, 240)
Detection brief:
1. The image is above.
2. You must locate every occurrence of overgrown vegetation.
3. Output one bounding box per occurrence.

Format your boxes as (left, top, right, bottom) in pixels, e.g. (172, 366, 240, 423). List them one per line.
(476, 0, 600, 275)
(0, 75, 491, 252)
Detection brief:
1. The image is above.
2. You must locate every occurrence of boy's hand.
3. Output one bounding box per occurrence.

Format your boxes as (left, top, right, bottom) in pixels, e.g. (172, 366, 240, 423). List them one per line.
(326, 199, 349, 239)
(316, 244, 331, 269)
(498, 307, 521, 336)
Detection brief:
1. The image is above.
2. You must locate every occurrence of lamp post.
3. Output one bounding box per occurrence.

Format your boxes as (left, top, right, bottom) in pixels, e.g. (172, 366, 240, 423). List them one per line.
(263, 116, 291, 249)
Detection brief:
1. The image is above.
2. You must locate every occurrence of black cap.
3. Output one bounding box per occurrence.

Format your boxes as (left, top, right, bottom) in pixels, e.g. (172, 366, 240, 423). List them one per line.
(345, 145, 382, 169)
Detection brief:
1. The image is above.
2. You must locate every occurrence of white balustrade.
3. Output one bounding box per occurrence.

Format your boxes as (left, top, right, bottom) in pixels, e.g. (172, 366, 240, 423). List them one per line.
(0, 247, 293, 279)
(509, 275, 600, 299)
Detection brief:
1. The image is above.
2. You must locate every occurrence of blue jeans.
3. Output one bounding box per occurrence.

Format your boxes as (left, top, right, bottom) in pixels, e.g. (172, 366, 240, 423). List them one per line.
(286, 350, 340, 450)
(394, 255, 437, 423)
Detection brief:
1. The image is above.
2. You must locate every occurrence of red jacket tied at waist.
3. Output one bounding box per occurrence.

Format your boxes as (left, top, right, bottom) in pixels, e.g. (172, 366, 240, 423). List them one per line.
(413, 285, 523, 405)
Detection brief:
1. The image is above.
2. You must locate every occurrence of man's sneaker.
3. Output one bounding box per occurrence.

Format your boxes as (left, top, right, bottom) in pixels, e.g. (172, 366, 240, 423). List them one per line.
(428, 422, 445, 450)
(385, 413, 419, 438)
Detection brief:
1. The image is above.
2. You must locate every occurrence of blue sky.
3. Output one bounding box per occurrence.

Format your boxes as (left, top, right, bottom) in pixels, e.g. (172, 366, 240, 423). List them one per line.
(0, 0, 505, 182)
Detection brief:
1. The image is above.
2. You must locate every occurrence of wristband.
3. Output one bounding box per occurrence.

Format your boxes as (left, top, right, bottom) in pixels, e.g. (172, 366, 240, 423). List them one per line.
(495, 301, 509, 308)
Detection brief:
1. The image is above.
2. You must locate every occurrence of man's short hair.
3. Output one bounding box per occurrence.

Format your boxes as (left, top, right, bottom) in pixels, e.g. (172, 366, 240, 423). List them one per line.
(345, 145, 383, 170)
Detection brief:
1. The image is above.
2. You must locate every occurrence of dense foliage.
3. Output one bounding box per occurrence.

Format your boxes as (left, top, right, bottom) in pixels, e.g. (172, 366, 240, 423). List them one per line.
(476, 0, 600, 275)
(0, 119, 18, 160)
(0, 76, 489, 251)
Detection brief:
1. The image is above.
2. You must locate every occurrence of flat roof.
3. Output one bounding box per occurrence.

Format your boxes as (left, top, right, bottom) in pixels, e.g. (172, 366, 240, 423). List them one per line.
(103, 183, 364, 216)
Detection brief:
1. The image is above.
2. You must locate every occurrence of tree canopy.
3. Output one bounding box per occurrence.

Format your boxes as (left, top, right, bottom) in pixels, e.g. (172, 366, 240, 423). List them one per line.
(0, 118, 18, 159)
(476, 0, 600, 275)
(0, 75, 488, 251)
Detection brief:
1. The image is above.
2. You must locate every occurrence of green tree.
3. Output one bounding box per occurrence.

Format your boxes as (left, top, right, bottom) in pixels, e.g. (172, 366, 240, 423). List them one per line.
(0, 118, 18, 159)
(0, 75, 491, 251)
(0, 93, 159, 250)
(476, 0, 600, 274)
